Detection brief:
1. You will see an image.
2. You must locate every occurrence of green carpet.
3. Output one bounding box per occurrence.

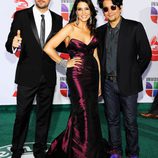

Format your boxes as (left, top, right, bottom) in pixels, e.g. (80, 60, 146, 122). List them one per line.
(0, 103, 158, 158)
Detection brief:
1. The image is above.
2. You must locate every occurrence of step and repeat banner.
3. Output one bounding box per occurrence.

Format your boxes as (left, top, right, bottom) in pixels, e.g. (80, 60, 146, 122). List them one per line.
(0, 0, 158, 105)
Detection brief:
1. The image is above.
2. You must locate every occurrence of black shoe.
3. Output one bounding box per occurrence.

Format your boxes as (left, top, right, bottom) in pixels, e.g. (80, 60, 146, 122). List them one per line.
(11, 152, 22, 158)
(34, 151, 46, 158)
(108, 149, 122, 158)
(140, 112, 158, 119)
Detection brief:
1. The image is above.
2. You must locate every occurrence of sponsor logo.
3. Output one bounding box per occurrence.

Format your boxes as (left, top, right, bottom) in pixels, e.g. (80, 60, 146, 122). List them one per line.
(14, 0, 28, 12)
(15, 46, 21, 58)
(151, 1, 158, 24)
(61, 0, 75, 21)
(146, 77, 158, 97)
(59, 53, 70, 97)
(59, 53, 70, 60)
(150, 35, 158, 61)
(60, 77, 69, 97)
(0, 143, 50, 158)
(12, 0, 29, 18)
(12, 90, 17, 97)
(0, 143, 33, 158)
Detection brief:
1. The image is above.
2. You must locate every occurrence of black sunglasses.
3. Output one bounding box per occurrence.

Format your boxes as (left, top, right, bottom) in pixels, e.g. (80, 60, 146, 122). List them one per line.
(103, 5, 117, 12)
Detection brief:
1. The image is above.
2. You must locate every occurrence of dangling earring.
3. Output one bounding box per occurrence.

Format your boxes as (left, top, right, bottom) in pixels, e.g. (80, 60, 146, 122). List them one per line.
(76, 16, 79, 25)
(89, 17, 92, 25)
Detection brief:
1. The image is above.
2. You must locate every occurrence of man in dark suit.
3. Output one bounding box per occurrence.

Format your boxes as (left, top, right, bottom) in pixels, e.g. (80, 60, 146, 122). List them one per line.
(5, 0, 65, 158)
(97, 0, 151, 158)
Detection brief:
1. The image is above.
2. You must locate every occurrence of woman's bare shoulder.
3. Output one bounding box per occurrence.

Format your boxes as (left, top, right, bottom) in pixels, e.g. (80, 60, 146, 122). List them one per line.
(67, 22, 77, 31)
(64, 22, 76, 31)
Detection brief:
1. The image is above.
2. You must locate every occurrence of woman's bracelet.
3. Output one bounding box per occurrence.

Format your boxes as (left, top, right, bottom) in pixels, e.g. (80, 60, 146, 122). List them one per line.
(58, 59, 68, 68)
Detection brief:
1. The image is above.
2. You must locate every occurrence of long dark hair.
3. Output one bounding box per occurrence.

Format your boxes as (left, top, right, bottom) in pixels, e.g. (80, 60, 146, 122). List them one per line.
(69, 0, 97, 35)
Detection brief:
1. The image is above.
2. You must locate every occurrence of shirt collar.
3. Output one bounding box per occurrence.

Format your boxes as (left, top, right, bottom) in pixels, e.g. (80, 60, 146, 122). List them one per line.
(33, 5, 50, 17)
(107, 17, 122, 30)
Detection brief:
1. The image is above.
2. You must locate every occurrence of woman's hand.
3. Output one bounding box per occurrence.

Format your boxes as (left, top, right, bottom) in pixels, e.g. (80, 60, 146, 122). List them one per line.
(98, 84, 102, 97)
(98, 76, 101, 96)
(67, 57, 82, 68)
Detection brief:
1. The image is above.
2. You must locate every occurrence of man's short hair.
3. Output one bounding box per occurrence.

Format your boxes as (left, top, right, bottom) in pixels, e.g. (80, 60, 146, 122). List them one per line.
(98, 0, 123, 8)
(112, 0, 123, 7)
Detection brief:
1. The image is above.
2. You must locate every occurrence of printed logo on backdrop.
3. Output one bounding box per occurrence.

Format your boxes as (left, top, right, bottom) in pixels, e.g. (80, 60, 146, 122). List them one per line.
(0, 143, 36, 158)
(14, 0, 28, 12)
(151, 1, 158, 24)
(59, 53, 70, 97)
(14, 47, 21, 58)
(13, 0, 29, 18)
(13, 90, 17, 97)
(60, 77, 69, 97)
(61, 0, 75, 21)
(150, 35, 158, 61)
(146, 77, 158, 97)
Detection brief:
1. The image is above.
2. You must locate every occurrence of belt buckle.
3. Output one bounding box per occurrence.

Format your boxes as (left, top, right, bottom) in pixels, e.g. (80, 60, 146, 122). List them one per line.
(108, 76, 116, 82)
(109, 76, 113, 81)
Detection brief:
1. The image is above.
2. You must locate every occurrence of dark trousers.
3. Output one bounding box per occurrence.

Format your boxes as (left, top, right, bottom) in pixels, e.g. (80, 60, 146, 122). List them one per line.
(149, 92, 158, 115)
(102, 80, 139, 156)
(11, 76, 55, 157)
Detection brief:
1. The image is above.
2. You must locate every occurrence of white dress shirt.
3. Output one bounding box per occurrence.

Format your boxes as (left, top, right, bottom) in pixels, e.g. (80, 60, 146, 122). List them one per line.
(13, 5, 52, 53)
(33, 5, 52, 42)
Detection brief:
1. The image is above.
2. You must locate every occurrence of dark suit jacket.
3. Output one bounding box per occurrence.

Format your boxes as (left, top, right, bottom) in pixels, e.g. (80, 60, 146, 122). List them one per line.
(5, 6, 65, 87)
(96, 18, 152, 96)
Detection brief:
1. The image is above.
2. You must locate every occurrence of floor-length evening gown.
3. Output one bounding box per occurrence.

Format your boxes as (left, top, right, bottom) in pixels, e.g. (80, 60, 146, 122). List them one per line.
(46, 36, 108, 158)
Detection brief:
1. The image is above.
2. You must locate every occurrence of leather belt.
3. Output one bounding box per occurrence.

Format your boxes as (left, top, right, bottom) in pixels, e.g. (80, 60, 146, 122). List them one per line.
(106, 76, 117, 82)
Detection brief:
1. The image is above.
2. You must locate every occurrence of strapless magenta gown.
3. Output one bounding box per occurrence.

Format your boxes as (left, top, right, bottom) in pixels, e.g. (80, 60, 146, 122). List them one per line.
(46, 36, 108, 158)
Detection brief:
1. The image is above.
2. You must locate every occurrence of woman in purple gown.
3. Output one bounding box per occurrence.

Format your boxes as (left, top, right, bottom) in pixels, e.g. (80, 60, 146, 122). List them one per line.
(44, 0, 108, 157)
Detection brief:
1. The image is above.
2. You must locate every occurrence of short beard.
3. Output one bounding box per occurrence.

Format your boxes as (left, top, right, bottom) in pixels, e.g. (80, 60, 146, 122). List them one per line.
(36, 3, 49, 10)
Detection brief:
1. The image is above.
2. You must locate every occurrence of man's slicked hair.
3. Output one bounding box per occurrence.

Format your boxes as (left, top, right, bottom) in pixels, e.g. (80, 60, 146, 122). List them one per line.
(98, 0, 123, 8)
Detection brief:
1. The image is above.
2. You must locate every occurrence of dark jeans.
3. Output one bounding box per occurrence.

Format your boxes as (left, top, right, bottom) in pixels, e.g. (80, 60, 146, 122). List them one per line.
(11, 76, 55, 158)
(102, 80, 139, 156)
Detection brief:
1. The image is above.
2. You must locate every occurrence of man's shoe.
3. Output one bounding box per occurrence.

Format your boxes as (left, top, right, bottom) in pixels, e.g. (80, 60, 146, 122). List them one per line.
(110, 153, 122, 158)
(108, 149, 122, 158)
(140, 112, 158, 119)
(11, 152, 22, 158)
(10, 147, 24, 158)
(34, 151, 46, 158)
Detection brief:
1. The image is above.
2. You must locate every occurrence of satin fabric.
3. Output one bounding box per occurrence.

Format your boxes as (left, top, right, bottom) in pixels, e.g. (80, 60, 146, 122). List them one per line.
(46, 36, 108, 158)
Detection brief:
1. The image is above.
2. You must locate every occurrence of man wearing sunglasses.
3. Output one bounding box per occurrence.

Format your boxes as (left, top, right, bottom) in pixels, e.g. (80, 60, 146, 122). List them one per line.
(97, 0, 151, 158)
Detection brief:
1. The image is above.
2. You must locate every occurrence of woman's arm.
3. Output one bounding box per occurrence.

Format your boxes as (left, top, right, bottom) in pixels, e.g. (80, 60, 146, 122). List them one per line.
(93, 48, 101, 96)
(44, 24, 82, 68)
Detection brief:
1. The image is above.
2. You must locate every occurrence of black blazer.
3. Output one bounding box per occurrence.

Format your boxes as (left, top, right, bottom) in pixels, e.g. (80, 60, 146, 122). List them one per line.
(96, 18, 152, 96)
(5, 6, 65, 87)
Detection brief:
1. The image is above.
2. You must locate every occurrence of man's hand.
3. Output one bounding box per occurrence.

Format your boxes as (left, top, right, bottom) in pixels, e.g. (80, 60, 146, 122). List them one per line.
(12, 30, 22, 48)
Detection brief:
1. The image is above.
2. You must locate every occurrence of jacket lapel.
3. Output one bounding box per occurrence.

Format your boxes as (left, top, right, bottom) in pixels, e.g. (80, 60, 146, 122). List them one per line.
(117, 18, 126, 62)
(101, 24, 107, 68)
(28, 6, 41, 46)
